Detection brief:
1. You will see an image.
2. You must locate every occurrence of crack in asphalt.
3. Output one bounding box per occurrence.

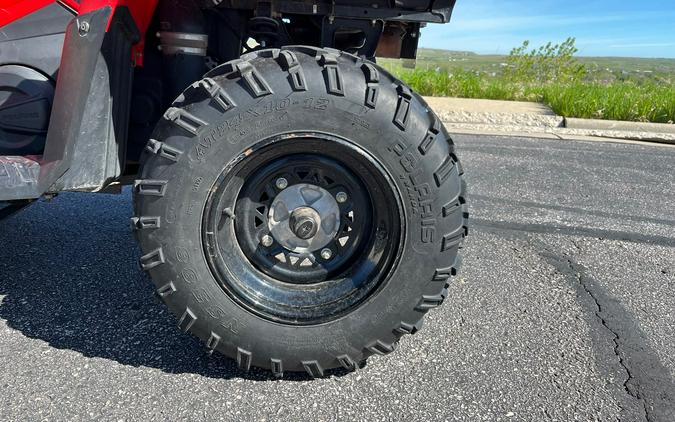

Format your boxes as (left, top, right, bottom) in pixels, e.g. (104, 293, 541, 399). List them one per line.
(473, 221, 675, 421)
(564, 240, 651, 422)
(557, 246, 650, 422)
(540, 250, 645, 421)
(537, 242, 675, 422)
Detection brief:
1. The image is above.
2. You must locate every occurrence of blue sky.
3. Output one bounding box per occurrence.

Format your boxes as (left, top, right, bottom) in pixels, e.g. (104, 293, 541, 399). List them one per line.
(420, 0, 675, 58)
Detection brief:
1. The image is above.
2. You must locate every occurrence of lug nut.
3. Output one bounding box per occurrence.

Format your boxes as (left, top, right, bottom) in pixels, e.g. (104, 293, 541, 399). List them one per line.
(261, 235, 274, 247)
(335, 191, 348, 203)
(275, 177, 288, 190)
(320, 248, 332, 260)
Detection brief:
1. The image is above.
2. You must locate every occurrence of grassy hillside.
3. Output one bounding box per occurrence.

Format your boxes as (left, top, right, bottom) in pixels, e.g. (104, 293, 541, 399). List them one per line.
(381, 48, 675, 123)
(400, 48, 675, 84)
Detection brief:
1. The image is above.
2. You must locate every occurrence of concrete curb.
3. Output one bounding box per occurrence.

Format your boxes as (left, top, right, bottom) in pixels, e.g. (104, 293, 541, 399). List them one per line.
(443, 125, 675, 148)
(564, 117, 675, 134)
(423, 97, 564, 128)
(424, 97, 675, 145)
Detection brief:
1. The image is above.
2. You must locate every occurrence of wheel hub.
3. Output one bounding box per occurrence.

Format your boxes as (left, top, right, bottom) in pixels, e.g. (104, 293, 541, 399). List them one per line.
(202, 134, 403, 324)
(268, 183, 340, 253)
(289, 207, 319, 240)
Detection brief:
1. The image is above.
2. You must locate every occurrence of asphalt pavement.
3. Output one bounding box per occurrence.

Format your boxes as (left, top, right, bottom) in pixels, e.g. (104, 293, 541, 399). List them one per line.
(1, 135, 674, 421)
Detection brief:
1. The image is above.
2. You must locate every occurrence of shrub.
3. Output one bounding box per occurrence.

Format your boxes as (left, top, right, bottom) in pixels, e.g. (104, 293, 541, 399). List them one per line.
(503, 37, 587, 84)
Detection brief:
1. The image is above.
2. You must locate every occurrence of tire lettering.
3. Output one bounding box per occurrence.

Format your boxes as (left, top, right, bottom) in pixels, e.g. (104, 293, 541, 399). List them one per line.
(192, 287, 213, 304)
(388, 138, 438, 244)
(175, 247, 190, 263)
(192, 177, 203, 192)
(166, 206, 176, 224)
(303, 97, 329, 110)
(181, 267, 197, 284)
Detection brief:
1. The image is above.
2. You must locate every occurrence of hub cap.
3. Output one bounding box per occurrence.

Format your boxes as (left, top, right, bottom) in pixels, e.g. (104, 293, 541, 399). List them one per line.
(268, 183, 340, 253)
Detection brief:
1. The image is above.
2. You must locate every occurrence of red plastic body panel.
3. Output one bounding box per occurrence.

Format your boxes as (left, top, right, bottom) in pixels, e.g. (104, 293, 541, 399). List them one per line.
(0, 0, 55, 26)
(0, 0, 158, 64)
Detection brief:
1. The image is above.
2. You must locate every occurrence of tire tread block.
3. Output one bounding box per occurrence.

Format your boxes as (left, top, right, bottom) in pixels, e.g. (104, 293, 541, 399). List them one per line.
(198, 78, 236, 112)
(337, 354, 357, 371)
(278, 50, 307, 91)
(164, 107, 207, 135)
(394, 320, 423, 335)
(365, 85, 378, 108)
(442, 200, 461, 218)
(235, 61, 273, 97)
(434, 155, 456, 187)
(271, 358, 284, 377)
(432, 266, 457, 282)
(130, 216, 161, 230)
(139, 247, 165, 270)
(134, 179, 168, 197)
(237, 347, 252, 371)
(302, 360, 324, 378)
(441, 228, 465, 252)
(323, 66, 344, 96)
(415, 290, 447, 312)
(156, 282, 176, 297)
(206, 332, 221, 353)
(177, 307, 197, 332)
(393, 84, 412, 130)
(367, 340, 396, 355)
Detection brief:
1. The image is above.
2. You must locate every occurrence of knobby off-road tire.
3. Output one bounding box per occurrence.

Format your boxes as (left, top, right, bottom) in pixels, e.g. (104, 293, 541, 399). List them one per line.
(132, 46, 468, 377)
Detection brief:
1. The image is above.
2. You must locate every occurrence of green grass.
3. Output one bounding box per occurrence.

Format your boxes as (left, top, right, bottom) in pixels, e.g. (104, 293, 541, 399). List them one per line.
(540, 83, 675, 123)
(381, 50, 675, 124)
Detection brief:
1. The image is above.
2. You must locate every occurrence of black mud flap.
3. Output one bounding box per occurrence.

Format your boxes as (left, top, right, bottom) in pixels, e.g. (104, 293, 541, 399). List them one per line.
(0, 6, 139, 201)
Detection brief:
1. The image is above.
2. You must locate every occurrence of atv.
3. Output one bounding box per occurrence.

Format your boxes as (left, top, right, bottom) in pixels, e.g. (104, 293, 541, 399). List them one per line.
(0, 0, 467, 376)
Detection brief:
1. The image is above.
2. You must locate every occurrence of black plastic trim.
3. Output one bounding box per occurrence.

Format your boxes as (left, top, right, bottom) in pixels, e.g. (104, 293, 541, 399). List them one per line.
(0, 7, 112, 201)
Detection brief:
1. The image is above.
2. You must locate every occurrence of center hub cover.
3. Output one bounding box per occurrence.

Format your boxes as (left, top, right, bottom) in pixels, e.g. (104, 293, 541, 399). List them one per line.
(268, 183, 340, 253)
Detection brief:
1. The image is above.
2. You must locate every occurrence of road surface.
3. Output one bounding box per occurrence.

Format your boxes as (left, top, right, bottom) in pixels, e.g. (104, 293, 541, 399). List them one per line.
(1, 135, 673, 421)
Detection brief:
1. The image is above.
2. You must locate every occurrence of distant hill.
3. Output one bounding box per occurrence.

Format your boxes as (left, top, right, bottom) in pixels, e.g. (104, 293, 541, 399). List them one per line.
(380, 48, 675, 86)
(415, 47, 675, 62)
(410, 48, 675, 77)
(417, 48, 478, 57)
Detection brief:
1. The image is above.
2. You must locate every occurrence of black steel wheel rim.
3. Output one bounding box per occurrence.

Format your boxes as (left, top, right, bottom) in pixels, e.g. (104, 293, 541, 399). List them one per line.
(202, 133, 403, 325)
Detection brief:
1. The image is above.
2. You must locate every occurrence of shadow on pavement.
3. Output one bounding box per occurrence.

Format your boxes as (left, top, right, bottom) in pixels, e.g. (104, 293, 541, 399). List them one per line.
(0, 191, 334, 381)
